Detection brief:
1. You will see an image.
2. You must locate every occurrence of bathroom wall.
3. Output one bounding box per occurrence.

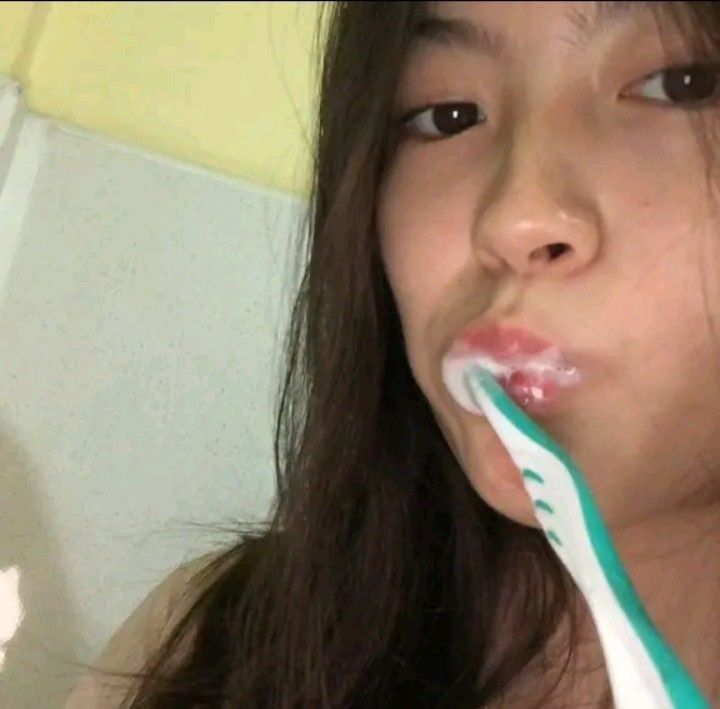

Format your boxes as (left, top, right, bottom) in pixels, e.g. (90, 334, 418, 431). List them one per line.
(0, 3, 319, 705)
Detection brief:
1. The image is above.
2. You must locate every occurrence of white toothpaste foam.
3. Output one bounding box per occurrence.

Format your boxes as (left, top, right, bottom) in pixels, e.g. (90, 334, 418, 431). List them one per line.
(441, 349, 581, 416)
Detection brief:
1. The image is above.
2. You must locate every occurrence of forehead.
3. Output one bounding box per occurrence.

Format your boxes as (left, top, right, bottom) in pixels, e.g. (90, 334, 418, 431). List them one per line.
(415, 1, 672, 59)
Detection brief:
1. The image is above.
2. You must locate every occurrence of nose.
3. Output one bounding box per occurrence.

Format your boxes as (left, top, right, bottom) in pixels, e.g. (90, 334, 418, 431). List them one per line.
(472, 138, 600, 279)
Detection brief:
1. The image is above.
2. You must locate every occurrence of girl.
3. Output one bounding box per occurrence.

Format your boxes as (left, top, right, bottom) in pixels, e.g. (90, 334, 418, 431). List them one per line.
(65, 2, 720, 707)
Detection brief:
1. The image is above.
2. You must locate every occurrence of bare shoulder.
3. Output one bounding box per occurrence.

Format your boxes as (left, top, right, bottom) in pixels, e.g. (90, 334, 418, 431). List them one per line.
(63, 550, 224, 709)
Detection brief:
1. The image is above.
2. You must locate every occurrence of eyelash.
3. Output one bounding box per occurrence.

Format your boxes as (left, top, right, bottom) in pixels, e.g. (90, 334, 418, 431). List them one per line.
(399, 61, 720, 141)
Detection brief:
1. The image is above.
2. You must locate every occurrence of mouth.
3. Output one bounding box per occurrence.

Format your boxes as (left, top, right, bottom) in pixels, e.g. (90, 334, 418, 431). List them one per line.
(441, 323, 584, 417)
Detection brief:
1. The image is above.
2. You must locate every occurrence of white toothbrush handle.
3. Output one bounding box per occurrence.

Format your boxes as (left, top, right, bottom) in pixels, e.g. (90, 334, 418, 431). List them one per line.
(526, 458, 675, 708)
(461, 365, 708, 709)
(584, 584, 673, 708)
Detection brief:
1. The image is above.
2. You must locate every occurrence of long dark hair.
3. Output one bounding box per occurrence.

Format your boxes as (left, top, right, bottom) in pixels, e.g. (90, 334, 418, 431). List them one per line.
(76, 2, 720, 707)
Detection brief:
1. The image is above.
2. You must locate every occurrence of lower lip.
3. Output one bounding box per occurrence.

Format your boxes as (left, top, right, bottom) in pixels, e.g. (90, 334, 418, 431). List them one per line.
(498, 369, 565, 415)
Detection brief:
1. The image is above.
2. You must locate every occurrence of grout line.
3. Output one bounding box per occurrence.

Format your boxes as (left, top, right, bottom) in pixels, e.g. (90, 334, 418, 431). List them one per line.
(0, 115, 48, 307)
(10, 1, 53, 84)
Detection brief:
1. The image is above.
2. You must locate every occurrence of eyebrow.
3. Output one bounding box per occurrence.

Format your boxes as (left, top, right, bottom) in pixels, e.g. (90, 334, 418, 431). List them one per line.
(410, 1, 665, 58)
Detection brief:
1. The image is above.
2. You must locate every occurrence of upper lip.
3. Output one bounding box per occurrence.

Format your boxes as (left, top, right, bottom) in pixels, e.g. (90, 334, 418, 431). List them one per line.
(447, 322, 561, 362)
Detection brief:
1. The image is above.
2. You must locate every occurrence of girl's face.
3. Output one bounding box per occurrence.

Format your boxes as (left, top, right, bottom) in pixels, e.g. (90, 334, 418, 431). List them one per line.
(377, 1, 720, 528)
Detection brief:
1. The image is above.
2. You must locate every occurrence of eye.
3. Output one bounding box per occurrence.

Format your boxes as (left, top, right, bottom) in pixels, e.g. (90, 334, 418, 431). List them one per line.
(621, 62, 720, 109)
(400, 101, 486, 140)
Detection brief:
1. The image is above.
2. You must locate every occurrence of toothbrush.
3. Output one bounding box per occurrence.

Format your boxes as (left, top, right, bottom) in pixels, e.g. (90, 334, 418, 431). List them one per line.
(461, 363, 709, 709)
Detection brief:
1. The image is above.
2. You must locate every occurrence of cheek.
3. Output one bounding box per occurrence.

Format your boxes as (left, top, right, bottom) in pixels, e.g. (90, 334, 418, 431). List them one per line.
(377, 171, 459, 341)
(600, 224, 720, 465)
(699, 213, 720, 338)
(377, 152, 479, 301)
(380, 199, 452, 288)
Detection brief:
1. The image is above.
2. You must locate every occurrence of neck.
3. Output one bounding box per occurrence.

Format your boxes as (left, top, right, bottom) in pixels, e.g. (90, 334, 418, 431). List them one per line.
(610, 500, 720, 701)
(565, 499, 720, 704)
(495, 501, 720, 706)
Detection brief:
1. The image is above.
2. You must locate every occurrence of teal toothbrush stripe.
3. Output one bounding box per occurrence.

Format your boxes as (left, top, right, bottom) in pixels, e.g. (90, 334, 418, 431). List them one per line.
(546, 530, 563, 546)
(534, 498, 554, 514)
(525, 472, 562, 546)
(522, 469, 544, 484)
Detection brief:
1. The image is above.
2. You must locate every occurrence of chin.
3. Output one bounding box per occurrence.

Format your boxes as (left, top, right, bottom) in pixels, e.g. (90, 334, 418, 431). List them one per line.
(471, 467, 542, 529)
(492, 494, 543, 529)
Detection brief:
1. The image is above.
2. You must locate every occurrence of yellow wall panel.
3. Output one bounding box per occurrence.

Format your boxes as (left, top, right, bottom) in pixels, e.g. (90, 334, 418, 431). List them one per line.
(6, 2, 320, 197)
(0, 2, 35, 71)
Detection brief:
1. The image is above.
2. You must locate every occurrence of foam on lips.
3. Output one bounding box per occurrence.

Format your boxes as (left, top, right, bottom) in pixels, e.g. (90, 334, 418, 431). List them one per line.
(441, 347, 583, 416)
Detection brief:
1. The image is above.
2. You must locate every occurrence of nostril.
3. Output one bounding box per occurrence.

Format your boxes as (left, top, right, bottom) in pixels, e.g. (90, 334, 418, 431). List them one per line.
(532, 243, 570, 262)
(547, 243, 570, 259)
